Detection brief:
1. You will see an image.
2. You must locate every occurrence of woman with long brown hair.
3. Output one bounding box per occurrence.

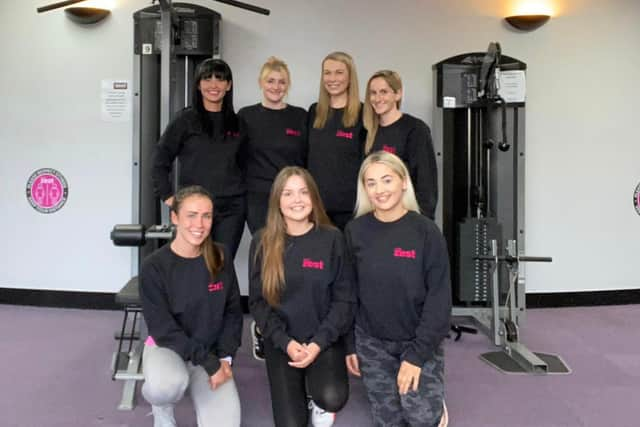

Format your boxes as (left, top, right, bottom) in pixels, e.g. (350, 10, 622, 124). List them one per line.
(140, 185, 243, 427)
(249, 166, 354, 427)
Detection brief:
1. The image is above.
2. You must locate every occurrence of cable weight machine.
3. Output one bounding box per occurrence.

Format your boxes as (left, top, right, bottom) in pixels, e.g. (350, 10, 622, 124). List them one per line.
(433, 43, 569, 374)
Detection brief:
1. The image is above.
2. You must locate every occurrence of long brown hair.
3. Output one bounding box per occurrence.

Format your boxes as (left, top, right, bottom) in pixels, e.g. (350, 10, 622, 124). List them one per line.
(363, 70, 403, 154)
(254, 167, 332, 306)
(171, 186, 224, 280)
(313, 51, 361, 129)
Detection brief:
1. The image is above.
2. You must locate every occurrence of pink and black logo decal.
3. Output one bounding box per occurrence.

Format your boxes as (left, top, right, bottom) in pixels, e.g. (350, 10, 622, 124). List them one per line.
(336, 130, 353, 140)
(285, 128, 301, 137)
(208, 281, 224, 292)
(382, 144, 396, 154)
(26, 168, 69, 214)
(394, 247, 416, 259)
(302, 258, 324, 270)
(634, 182, 640, 217)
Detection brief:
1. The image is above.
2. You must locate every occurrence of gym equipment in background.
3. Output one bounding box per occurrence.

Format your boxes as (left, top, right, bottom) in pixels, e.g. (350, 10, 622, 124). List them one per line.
(433, 43, 569, 374)
(38, 0, 268, 271)
(109, 224, 173, 410)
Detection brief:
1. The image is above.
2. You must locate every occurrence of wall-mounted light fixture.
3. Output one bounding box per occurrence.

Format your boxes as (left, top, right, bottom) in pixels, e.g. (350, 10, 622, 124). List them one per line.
(505, 1, 552, 31)
(505, 14, 550, 31)
(64, 6, 110, 24)
(37, 0, 112, 24)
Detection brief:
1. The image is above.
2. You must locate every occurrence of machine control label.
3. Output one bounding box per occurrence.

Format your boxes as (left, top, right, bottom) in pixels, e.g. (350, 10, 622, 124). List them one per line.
(26, 168, 69, 214)
(634, 182, 640, 217)
(443, 96, 456, 108)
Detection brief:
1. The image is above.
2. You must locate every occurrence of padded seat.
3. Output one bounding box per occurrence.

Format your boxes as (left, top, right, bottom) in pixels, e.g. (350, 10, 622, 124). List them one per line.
(115, 276, 140, 306)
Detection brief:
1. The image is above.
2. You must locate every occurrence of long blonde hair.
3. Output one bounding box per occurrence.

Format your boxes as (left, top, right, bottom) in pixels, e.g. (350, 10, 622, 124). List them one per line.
(313, 51, 361, 129)
(254, 167, 333, 306)
(363, 70, 403, 154)
(354, 151, 420, 218)
(171, 186, 224, 280)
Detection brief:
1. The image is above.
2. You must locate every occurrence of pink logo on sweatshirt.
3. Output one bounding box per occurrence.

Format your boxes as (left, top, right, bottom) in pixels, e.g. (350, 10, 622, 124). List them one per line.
(336, 130, 353, 140)
(225, 131, 240, 137)
(285, 128, 301, 137)
(302, 258, 324, 270)
(394, 248, 416, 259)
(208, 281, 224, 292)
(382, 144, 396, 154)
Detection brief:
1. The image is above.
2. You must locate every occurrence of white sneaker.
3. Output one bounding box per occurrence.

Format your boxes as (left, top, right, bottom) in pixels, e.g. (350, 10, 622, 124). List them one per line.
(151, 405, 177, 427)
(250, 320, 265, 361)
(438, 400, 449, 427)
(309, 399, 335, 427)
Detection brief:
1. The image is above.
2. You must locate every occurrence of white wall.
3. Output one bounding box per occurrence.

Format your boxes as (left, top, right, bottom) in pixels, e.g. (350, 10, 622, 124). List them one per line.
(1, 0, 639, 294)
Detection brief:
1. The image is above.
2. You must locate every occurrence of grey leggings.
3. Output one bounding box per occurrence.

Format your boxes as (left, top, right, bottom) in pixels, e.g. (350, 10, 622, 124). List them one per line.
(142, 344, 241, 427)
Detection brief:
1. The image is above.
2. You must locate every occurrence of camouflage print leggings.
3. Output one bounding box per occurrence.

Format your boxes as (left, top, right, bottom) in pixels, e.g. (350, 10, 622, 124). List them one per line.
(355, 326, 445, 427)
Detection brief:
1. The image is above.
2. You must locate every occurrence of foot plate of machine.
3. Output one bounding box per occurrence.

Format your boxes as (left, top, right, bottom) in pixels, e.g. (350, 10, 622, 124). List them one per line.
(480, 351, 571, 375)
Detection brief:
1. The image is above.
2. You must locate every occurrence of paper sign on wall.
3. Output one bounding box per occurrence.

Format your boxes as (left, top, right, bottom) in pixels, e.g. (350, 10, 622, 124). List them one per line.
(101, 79, 131, 122)
(498, 70, 526, 103)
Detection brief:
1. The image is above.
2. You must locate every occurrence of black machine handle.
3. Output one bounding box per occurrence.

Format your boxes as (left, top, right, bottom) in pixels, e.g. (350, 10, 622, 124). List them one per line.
(111, 224, 174, 247)
(38, 0, 270, 15)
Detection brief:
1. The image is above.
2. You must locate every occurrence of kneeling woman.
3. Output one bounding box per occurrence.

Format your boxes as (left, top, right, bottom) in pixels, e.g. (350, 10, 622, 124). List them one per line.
(249, 167, 354, 427)
(140, 186, 243, 427)
(345, 151, 451, 427)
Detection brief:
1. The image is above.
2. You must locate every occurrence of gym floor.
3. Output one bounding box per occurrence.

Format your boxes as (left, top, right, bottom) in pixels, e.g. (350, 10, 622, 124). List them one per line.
(1, 303, 637, 427)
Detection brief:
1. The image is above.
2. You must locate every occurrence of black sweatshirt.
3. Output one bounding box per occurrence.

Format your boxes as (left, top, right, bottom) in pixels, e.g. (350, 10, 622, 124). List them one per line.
(238, 103, 308, 194)
(140, 244, 243, 375)
(345, 211, 451, 366)
(152, 107, 245, 201)
(372, 114, 438, 219)
(248, 226, 355, 352)
(307, 103, 366, 213)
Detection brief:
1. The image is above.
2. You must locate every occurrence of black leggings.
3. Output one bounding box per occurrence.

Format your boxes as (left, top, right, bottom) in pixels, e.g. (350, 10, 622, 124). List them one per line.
(264, 338, 349, 427)
(246, 191, 269, 235)
(211, 194, 246, 259)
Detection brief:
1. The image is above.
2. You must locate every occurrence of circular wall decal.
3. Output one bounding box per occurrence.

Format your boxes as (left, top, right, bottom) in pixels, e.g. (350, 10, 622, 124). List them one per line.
(26, 168, 69, 214)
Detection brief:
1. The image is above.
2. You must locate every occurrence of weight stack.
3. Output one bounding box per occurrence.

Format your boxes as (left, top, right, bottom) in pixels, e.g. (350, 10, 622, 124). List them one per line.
(457, 218, 502, 303)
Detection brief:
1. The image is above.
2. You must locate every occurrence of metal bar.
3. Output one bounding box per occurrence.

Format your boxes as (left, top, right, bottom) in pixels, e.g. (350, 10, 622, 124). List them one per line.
(467, 108, 472, 217)
(112, 310, 130, 380)
(37, 0, 85, 13)
(116, 339, 144, 410)
(490, 240, 501, 346)
(131, 55, 141, 276)
(160, 8, 172, 134)
(507, 342, 548, 374)
(210, 0, 270, 15)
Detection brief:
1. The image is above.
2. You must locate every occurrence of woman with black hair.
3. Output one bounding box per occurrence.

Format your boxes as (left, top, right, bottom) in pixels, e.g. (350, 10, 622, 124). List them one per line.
(152, 58, 246, 258)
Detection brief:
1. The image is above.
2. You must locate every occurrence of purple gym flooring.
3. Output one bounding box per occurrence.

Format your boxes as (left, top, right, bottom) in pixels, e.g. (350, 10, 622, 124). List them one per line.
(1, 303, 637, 427)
